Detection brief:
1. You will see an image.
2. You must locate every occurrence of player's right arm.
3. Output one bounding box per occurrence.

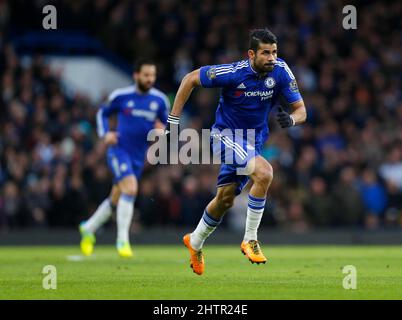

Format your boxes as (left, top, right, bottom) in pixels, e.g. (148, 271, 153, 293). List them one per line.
(96, 97, 121, 145)
(169, 69, 201, 119)
(167, 64, 235, 130)
(165, 69, 201, 135)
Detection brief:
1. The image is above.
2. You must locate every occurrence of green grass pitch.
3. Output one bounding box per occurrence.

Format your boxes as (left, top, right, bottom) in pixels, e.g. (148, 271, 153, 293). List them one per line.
(0, 245, 401, 299)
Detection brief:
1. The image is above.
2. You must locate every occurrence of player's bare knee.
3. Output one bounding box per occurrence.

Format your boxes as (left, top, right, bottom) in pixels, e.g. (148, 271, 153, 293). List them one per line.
(253, 165, 273, 187)
(120, 185, 136, 197)
(124, 190, 136, 197)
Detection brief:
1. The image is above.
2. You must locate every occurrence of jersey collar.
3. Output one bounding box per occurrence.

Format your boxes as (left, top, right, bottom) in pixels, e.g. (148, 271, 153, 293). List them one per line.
(133, 83, 153, 95)
(248, 59, 258, 74)
(248, 59, 271, 79)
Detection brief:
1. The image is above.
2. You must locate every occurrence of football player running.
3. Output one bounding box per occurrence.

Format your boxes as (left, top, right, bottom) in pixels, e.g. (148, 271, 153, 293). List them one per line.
(166, 28, 307, 275)
(79, 59, 169, 258)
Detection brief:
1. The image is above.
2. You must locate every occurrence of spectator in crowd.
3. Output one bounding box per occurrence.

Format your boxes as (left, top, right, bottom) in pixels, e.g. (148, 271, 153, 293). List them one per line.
(305, 176, 335, 226)
(379, 146, 402, 191)
(332, 166, 364, 226)
(384, 181, 402, 227)
(357, 168, 388, 230)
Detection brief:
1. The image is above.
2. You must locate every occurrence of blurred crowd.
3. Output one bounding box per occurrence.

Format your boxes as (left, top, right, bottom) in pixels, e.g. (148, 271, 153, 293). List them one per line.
(0, 0, 401, 232)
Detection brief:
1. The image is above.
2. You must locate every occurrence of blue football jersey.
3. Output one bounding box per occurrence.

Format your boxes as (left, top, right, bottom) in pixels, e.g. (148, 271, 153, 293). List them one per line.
(96, 85, 170, 164)
(199, 58, 302, 145)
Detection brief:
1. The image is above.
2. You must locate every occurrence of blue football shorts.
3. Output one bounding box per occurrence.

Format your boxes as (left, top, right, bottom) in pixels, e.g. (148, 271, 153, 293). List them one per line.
(106, 146, 143, 184)
(210, 130, 262, 195)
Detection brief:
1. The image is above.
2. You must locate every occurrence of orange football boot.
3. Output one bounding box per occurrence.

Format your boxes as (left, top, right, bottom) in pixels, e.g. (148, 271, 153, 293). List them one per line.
(241, 240, 267, 264)
(183, 234, 204, 275)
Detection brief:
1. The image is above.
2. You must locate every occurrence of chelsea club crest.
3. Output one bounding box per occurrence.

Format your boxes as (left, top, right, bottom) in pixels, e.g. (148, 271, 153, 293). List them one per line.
(264, 77, 276, 88)
(150, 101, 159, 111)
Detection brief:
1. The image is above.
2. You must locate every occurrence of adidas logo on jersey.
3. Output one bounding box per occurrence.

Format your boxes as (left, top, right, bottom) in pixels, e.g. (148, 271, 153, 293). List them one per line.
(237, 83, 246, 89)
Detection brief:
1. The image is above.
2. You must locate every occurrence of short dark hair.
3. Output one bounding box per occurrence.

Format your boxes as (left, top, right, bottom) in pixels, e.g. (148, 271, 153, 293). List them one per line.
(134, 58, 156, 72)
(249, 28, 277, 52)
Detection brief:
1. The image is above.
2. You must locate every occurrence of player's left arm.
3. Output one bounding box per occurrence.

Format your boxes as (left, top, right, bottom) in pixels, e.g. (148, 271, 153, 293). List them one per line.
(276, 63, 307, 128)
(288, 99, 307, 125)
(276, 98, 307, 129)
(154, 93, 170, 135)
(154, 119, 165, 130)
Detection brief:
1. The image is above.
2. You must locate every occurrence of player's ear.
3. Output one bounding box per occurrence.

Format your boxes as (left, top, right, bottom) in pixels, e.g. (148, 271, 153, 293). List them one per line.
(247, 49, 255, 60)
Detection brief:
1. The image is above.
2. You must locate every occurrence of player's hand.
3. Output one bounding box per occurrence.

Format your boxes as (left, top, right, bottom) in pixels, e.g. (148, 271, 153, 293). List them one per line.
(165, 114, 180, 140)
(153, 119, 166, 136)
(104, 131, 119, 145)
(276, 106, 295, 128)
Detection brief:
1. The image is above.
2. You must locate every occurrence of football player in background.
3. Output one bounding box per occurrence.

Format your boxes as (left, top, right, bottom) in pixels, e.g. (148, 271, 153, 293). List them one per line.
(79, 58, 169, 258)
(166, 28, 307, 275)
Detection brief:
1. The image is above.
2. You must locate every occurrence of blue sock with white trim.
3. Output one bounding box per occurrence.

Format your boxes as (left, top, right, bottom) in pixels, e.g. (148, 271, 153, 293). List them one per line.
(190, 210, 222, 251)
(117, 193, 135, 243)
(244, 194, 266, 242)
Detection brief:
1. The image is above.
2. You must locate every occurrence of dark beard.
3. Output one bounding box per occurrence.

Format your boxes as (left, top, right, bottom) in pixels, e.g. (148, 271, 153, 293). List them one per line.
(253, 59, 274, 75)
(137, 82, 151, 93)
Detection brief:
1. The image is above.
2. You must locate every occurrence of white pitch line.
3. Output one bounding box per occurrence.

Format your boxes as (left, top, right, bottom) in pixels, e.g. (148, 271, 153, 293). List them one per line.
(66, 255, 96, 261)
